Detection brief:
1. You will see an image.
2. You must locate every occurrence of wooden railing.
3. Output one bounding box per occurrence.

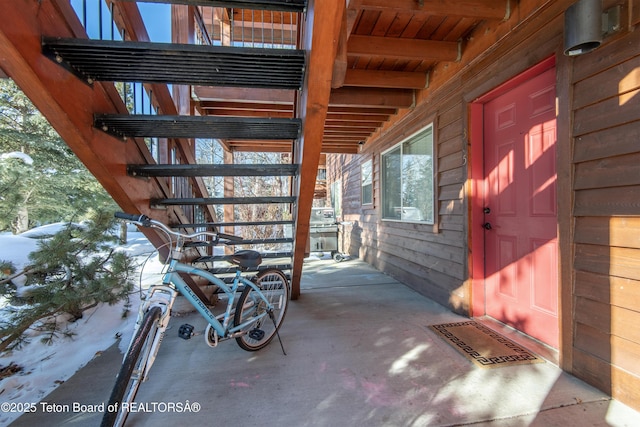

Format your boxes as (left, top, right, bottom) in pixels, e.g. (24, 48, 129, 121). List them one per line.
(193, 6, 299, 48)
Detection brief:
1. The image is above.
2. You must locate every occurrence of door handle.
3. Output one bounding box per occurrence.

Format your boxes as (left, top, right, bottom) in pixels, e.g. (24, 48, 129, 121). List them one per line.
(482, 222, 492, 230)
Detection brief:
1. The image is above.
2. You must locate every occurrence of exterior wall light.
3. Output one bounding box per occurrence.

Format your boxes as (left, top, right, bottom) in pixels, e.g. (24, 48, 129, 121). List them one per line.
(564, 0, 602, 56)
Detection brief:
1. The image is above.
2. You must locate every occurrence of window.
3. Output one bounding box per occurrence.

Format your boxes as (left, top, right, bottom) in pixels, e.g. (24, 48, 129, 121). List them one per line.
(381, 125, 434, 223)
(316, 167, 326, 181)
(361, 159, 373, 205)
(331, 179, 342, 218)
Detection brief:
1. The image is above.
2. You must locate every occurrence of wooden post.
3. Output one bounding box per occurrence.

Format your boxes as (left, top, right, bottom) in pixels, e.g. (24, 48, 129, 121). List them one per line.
(291, 0, 346, 299)
(224, 149, 235, 254)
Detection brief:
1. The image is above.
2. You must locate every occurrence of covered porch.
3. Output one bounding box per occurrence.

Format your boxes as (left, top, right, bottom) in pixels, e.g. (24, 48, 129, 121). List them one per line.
(10, 258, 640, 426)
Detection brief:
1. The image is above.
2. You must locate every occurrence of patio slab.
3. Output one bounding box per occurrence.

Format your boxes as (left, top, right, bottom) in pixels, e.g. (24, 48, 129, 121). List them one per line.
(10, 258, 640, 426)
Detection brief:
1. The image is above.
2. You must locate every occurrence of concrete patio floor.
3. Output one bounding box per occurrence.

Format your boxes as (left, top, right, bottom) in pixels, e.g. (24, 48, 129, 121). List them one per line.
(10, 258, 640, 426)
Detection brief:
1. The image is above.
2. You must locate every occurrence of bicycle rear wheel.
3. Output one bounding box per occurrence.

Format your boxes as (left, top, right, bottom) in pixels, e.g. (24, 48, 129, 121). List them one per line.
(101, 306, 163, 427)
(234, 268, 289, 351)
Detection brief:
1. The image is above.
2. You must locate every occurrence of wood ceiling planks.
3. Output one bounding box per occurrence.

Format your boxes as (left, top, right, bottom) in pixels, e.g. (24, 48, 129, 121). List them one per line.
(190, 0, 510, 154)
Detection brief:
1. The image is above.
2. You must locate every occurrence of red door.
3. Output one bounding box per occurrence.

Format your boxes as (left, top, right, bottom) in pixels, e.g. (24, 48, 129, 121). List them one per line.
(483, 67, 559, 348)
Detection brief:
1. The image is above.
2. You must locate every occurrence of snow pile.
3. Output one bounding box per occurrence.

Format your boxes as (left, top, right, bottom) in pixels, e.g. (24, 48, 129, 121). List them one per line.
(0, 227, 160, 425)
(0, 152, 34, 165)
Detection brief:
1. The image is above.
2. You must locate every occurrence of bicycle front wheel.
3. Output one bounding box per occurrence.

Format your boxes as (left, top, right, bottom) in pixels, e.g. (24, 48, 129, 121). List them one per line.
(101, 306, 163, 427)
(234, 268, 289, 351)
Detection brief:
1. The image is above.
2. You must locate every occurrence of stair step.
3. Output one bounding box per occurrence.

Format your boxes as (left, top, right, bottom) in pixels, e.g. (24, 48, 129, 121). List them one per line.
(172, 220, 294, 228)
(152, 196, 296, 207)
(193, 251, 293, 263)
(117, 0, 307, 12)
(129, 163, 299, 177)
(43, 38, 305, 89)
(186, 237, 293, 247)
(96, 115, 301, 140)
(208, 264, 292, 276)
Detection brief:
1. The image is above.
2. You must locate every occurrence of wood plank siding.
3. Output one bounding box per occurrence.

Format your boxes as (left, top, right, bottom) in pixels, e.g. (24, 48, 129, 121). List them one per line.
(327, 0, 640, 411)
(571, 23, 640, 406)
(327, 92, 468, 314)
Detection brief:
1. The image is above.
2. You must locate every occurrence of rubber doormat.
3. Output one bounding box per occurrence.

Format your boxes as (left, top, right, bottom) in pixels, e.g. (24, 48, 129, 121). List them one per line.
(428, 321, 545, 368)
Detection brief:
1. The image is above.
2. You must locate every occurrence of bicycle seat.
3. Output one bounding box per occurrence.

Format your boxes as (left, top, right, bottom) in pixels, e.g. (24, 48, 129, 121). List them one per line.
(229, 250, 262, 269)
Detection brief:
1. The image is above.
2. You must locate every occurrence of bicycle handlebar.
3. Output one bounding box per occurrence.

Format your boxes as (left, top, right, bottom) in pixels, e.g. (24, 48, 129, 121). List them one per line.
(114, 211, 152, 226)
(114, 212, 243, 244)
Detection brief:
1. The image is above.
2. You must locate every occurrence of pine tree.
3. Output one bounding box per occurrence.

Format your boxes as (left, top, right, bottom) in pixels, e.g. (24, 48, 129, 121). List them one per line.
(0, 79, 117, 233)
(0, 211, 137, 353)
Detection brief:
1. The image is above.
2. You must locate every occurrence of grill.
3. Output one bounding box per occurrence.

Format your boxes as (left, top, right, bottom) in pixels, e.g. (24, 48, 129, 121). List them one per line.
(309, 208, 343, 260)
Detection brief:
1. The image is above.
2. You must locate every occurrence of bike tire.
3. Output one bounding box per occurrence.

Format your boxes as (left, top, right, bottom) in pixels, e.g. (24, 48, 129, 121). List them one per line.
(234, 268, 289, 351)
(101, 306, 163, 427)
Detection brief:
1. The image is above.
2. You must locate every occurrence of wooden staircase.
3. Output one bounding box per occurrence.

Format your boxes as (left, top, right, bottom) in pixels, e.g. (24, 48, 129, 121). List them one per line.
(0, 0, 343, 298)
(41, 1, 306, 280)
(129, 162, 299, 281)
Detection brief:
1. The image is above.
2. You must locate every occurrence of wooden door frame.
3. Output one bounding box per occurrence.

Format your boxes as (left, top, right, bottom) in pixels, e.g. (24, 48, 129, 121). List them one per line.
(468, 55, 562, 332)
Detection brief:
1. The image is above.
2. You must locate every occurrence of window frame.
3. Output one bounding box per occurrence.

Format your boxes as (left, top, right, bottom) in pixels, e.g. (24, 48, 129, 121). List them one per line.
(361, 158, 373, 206)
(380, 123, 437, 228)
(330, 179, 342, 219)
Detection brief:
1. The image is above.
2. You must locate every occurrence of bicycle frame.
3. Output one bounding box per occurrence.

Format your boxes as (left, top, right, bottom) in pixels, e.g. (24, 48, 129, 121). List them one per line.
(164, 259, 275, 338)
(105, 212, 290, 427)
(127, 258, 275, 379)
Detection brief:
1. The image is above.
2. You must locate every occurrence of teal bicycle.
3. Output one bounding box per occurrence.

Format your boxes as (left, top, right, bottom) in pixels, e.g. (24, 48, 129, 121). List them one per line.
(102, 212, 289, 427)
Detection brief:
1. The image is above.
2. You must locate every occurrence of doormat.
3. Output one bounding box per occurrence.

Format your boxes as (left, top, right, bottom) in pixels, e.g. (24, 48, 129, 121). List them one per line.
(428, 321, 545, 368)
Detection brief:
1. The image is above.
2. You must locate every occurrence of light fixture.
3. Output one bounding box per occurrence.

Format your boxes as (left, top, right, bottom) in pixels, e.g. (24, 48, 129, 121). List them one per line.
(564, 0, 602, 56)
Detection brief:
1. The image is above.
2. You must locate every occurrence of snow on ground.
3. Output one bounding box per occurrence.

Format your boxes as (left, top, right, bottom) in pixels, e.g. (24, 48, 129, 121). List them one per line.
(0, 152, 33, 165)
(0, 227, 162, 426)
(0, 223, 305, 425)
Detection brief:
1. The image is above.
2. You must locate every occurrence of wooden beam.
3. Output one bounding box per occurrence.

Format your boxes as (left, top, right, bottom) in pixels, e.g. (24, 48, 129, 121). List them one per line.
(355, 0, 510, 20)
(197, 101, 294, 117)
(323, 139, 370, 146)
(348, 35, 459, 61)
(328, 106, 397, 115)
(322, 138, 364, 143)
(196, 107, 294, 118)
(345, 0, 361, 34)
(329, 87, 414, 108)
(199, 101, 294, 112)
(324, 136, 372, 143)
(224, 139, 293, 152)
(325, 120, 381, 128)
(321, 144, 360, 154)
(322, 140, 361, 146)
(326, 113, 389, 122)
(193, 86, 296, 103)
(323, 135, 367, 141)
(291, 0, 346, 299)
(343, 68, 428, 89)
(324, 128, 372, 135)
(321, 140, 361, 146)
(331, 5, 348, 88)
(323, 136, 362, 143)
(230, 144, 292, 153)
